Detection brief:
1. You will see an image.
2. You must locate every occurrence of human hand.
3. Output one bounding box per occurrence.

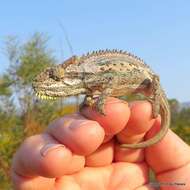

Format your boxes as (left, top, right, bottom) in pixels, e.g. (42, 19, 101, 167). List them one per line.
(11, 98, 190, 190)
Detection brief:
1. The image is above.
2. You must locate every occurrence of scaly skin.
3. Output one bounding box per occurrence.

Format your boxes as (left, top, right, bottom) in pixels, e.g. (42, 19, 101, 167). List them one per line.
(32, 49, 170, 149)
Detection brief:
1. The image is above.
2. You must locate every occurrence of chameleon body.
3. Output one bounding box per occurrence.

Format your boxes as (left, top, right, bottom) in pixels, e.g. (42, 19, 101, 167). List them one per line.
(32, 50, 170, 149)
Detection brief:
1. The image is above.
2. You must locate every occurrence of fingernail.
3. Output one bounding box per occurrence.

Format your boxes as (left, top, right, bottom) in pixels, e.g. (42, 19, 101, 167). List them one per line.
(40, 143, 65, 157)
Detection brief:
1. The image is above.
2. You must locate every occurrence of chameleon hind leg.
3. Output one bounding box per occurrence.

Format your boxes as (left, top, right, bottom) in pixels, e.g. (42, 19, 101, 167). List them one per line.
(148, 74, 161, 118)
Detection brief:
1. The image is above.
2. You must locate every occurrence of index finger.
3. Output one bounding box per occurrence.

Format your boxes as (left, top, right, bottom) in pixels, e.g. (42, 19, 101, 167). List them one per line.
(81, 97, 130, 135)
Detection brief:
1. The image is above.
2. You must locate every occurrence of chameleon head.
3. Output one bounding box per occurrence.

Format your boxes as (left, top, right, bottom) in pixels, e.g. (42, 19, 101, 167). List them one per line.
(32, 58, 86, 100)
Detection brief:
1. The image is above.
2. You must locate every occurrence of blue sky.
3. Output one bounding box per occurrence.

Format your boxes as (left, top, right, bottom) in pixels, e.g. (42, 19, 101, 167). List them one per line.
(0, 0, 190, 102)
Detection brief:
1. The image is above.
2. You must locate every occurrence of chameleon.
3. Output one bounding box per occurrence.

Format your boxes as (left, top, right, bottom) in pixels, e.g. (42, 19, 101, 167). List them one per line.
(32, 49, 171, 149)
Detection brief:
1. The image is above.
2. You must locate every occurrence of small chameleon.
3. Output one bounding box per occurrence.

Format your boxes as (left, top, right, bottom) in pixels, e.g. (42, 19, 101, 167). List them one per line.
(32, 49, 170, 149)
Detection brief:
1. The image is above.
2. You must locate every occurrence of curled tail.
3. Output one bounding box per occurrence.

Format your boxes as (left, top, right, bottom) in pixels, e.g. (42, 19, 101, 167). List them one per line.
(120, 95, 170, 149)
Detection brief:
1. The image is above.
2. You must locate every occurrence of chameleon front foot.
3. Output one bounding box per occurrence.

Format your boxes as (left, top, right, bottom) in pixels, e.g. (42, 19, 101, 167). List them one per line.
(95, 96, 106, 115)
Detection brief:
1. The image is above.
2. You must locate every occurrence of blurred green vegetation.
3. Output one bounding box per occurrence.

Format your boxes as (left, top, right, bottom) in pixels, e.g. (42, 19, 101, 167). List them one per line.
(0, 33, 189, 189)
(0, 33, 78, 189)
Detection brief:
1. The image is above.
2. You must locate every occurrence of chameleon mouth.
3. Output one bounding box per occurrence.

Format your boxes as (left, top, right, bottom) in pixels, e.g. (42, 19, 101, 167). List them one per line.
(35, 92, 58, 100)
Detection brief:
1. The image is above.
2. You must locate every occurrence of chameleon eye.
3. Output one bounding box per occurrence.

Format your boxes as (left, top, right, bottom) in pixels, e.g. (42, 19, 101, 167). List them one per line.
(52, 67, 65, 80)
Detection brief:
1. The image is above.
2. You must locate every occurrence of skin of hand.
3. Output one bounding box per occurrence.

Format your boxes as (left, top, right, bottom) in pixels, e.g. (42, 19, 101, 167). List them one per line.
(11, 97, 190, 190)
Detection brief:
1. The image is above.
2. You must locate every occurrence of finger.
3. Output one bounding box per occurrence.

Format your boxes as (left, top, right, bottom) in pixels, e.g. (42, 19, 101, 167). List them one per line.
(117, 101, 156, 144)
(12, 133, 85, 179)
(85, 139, 115, 167)
(114, 101, 155, 163)
(81, 97, 134, 165)
(114, 142, 145, 163)
(47, 113, 105, 155)
(145, 118, 190, 188)
(81, 97, 130, 135)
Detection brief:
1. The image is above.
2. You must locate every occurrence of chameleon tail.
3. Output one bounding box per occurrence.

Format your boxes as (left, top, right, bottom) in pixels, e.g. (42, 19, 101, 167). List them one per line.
(120, 96, 170, 149)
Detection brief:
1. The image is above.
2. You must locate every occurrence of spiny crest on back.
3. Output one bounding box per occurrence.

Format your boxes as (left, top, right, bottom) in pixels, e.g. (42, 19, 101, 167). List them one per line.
(61, 49, 151, 71)
(77, 49, 155, 73)
(80, 49, 145, 63)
